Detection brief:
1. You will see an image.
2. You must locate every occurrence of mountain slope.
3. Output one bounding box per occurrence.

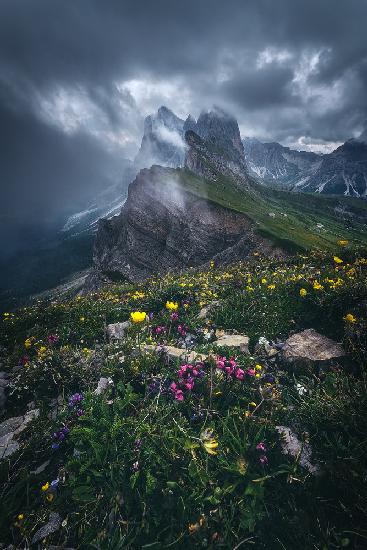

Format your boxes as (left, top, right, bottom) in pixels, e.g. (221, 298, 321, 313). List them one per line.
(91, 121, 367, 287)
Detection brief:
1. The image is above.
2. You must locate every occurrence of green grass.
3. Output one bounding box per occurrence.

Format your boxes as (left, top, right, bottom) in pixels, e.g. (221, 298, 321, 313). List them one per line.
(173, 167, 367, 251)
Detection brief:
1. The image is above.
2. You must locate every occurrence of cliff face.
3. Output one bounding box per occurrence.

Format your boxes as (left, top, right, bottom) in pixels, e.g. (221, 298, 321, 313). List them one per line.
(93, 165, 281, 283)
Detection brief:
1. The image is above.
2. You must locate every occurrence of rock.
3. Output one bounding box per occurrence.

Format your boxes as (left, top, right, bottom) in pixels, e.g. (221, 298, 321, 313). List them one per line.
(94, 377, 114, 395)
(0, 409, 39, 460)
(31, 512, 62, 544)
(282, 329, 345, 362)
(106, 321, 131, 341)
(213, 334, 249, 353)
(276, 425, 320, 475)
(144, 345, 205, 363)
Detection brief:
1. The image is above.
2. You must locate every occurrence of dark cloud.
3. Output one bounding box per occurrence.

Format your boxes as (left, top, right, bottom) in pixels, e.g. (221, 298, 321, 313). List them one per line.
(0, 0, 367, 253)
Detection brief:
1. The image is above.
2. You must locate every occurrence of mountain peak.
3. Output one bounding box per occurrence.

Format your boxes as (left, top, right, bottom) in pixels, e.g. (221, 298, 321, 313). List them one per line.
(195, 106, 244, 156)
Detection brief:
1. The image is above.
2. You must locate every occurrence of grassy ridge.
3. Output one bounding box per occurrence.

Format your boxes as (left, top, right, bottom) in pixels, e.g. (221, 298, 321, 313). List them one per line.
(176, 167, 367, 251)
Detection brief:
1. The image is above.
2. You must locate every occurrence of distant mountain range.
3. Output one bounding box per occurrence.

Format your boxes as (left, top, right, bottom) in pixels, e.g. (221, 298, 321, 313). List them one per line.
(243, 134, 367, 197)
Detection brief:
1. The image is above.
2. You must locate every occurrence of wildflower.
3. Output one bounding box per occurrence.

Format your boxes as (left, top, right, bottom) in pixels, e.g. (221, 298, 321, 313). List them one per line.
(166, 301, 179, 311)
(299, 288, 307, 297)
(17, 514, 24, 521)
(333, 256, 343, 264)
(256, 442, 267, 452)
(24, 338, 32, 349)
(261, 278, 267, 284)
(268, 284, 276, 290)
(338, 240, 349, 246)
(41, 482, 49, 492)
(80, 316, 85, 322)
(130, 311, 147, 323)
(344, 313, 357, 323)
(259, 455, 268, 466)
(313, 281, 323, 290)
(37, 346, 48, 359)
(203, 439, 219, 455)
(248, 401, 257, 410)
(170, 312, 179, 321)
(255, 364, 262, 372)
(46, 493, 54, 502)
(47, 334, 59, 345)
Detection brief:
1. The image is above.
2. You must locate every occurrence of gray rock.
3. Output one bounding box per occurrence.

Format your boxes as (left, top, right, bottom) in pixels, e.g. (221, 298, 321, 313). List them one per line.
(276, 425, 320, 475)
(106, 321, 131, 341)
(0, 409, 39, 459)
(94, 377, 114, 395)
(213, 333, 249, 353)
(31, 512, 62, 544)
(282, 329, 345, 362)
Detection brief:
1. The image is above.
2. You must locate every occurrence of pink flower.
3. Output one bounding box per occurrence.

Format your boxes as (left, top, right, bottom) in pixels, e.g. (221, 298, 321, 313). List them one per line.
(170, 312, 179, 321)
(235, 368, 245, 380)
(246, 368, 255, 377)
(174, 390, 184, 401)
(259, 455, 268, 465)
(256, 442, 267, 452)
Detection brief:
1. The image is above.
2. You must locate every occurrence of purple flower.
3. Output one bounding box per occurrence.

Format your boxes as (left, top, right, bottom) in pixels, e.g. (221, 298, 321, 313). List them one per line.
(259, 455, 268, 466)
(256, 442, 267, 452)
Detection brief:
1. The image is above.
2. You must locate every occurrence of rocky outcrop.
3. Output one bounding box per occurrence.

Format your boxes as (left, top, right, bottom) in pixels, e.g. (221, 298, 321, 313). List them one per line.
(92, 165, 283, 283)
(282, 329, 345, 362)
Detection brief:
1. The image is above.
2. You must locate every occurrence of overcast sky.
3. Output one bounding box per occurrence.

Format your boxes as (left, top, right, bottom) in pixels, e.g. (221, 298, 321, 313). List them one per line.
(1, 0, 367, 242)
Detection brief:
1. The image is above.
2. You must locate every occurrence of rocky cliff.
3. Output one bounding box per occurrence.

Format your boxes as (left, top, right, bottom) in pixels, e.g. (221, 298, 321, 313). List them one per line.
(92, 165, 282, 283)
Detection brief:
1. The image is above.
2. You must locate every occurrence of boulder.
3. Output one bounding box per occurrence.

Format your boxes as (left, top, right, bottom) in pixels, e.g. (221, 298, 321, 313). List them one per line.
(213, 333, 249, 353)
(282, 329, 345, 362)
(106, 321, 131, 341)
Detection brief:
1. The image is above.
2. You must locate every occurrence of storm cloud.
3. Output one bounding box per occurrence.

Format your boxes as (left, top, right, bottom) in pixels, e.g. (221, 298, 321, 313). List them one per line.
(1, 0, 367, 248)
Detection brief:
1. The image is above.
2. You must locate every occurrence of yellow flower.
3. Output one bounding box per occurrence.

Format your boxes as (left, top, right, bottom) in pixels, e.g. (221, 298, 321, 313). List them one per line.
(267, 284, 276, 290)
(41, 482, 49, 492)
(333, 256, 343, 264)
(203, 439, 219, 455)
(80, 316, 85, 322)
(313, 282, 324, 290)
(261, 278, 267, 284)
(130, 311, 147, 323)
(248, 401, 257, 409)
(338, 240, 348, 246)
(24, 338, 32, 349)
(37, 346, 47, 359)
(255, 364, 262, 372)
(17, 514, 24, 521)
(299, 288, 307, 297)
(165, 301, 179, 311)
(344, 313, 357, 323)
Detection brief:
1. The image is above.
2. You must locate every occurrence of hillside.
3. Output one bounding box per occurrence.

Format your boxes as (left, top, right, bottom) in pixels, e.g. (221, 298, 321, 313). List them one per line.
(1, 250, 367, 548)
